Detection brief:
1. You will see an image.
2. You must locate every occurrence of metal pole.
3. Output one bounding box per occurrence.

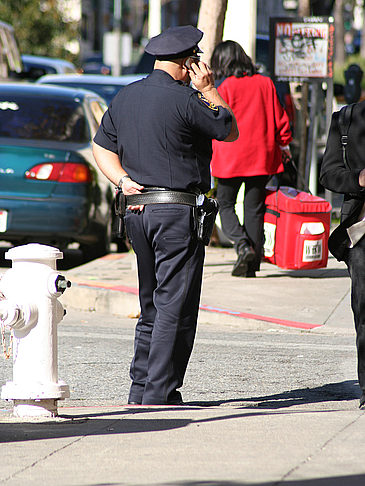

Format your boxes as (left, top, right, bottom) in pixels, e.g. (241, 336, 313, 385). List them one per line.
(113, 0, 122, 76)
(324, 79, 334, 208)
(306, 82, 319, 194)
(148, 0, 161, 39)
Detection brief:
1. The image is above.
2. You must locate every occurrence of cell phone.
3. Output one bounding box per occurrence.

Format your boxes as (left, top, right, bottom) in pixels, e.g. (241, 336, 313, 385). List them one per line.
(185, 56, 200, 69)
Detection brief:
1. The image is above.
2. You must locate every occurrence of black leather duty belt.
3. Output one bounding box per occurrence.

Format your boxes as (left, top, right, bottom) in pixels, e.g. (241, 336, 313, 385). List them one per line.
(126, 190, 198, 207)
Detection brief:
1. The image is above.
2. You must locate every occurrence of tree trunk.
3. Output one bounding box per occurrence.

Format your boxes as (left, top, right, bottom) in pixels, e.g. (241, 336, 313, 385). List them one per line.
(334, 0, 345, 65)
(297, 0, 310, 16)
(197, 0, 228, 64)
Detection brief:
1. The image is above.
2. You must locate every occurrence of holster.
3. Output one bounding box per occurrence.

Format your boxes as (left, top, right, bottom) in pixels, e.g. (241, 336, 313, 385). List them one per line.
(195, 196, 219, 246)
(114, 188, 126, 239)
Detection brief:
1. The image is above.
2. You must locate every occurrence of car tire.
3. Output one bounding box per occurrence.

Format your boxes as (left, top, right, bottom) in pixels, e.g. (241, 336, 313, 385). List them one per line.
(81, 223, 111, 261)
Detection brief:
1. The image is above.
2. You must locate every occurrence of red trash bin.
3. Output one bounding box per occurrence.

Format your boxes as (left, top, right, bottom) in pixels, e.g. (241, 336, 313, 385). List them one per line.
(263, 186, 332, 270)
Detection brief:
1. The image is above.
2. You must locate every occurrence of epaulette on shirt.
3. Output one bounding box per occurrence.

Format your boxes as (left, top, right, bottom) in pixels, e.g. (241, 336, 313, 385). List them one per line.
(197, 92, 218, 112)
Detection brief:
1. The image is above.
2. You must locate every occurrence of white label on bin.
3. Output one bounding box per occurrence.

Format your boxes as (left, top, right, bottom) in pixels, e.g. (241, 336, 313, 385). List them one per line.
(303, 239, 322, 262)
(264, 222, 276, 257)
(0, 210, 8, 232)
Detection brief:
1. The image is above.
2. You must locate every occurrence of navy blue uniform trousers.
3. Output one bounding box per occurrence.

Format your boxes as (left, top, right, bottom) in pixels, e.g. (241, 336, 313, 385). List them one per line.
(344, 235, 365, 393)
(124, 203, 205, 405)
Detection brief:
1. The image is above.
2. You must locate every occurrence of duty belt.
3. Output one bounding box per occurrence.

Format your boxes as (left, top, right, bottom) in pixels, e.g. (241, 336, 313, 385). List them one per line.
(125, 188, 199, 207)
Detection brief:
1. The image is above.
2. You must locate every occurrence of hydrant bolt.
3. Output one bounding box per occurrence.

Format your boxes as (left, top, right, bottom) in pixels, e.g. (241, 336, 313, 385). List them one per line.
(55, 275, 71, 294)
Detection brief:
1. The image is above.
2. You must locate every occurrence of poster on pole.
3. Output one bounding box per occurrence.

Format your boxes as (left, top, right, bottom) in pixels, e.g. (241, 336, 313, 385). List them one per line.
(269, 17, 335, 82)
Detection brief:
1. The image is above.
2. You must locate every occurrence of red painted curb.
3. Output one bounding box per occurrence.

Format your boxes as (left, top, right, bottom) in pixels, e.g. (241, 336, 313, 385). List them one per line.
(74, 281, 322, 330)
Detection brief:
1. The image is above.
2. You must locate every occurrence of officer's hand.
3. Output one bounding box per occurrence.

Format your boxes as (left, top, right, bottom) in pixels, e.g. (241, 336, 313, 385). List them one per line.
(281, 147, 292, 165)
(359, 168, 365, 187)
(122, 178, 145, 211)
(189, 61, 215, 93)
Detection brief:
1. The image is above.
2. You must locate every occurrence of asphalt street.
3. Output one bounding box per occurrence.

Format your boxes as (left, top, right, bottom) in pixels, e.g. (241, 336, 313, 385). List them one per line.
(0, 309, 359, 409)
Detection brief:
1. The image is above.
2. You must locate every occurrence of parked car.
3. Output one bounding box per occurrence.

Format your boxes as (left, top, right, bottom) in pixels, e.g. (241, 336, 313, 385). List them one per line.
(81, 54, 111, 75)
(37, 73, 146, 104)
(0, 83, 116, 258)
(20, 55, 77, 80)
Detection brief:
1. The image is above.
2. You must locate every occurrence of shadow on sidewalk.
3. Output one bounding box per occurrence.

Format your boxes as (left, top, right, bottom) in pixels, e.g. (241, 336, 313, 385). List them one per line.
(189, 380, 360, 409)
(0, 380, 361, 443)
(265, 268, 348, 279)
(144, 476, 365, 486)
(0, 406, 349, 444)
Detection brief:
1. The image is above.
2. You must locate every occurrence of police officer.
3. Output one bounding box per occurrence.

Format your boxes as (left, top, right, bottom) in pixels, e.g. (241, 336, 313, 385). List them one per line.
(93, 25, 238, 405)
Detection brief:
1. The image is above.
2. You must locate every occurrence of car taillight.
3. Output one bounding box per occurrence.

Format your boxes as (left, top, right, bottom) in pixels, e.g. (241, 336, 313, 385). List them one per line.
(25, 163, 92, 183)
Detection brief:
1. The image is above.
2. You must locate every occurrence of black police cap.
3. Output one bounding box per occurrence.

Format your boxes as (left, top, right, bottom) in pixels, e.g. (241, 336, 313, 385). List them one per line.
(145, 25, 203, 60)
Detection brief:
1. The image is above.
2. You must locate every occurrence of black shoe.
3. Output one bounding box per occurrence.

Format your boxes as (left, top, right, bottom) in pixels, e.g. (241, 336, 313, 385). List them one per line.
(167, 390, 183, 405)
(359, 393, 365, 409)
(128, 399, 142, 405)
(232, 245, 255, 277)
(246, 270, 256, 278)
(167, 398, 184, 405)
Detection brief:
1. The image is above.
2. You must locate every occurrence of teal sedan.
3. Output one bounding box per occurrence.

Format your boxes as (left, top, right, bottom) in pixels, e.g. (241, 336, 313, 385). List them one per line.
(0, 83, 115, 257)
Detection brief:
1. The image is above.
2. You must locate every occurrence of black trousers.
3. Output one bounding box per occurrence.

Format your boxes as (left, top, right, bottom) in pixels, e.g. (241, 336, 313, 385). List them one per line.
(216, 175, 269, 272)
(344, 235, 365, 393)
(124, 204, 205, 405)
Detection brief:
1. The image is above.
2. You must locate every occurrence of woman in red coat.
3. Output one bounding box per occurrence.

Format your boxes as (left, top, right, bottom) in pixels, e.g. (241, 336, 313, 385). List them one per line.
(211, 41, 292, 277)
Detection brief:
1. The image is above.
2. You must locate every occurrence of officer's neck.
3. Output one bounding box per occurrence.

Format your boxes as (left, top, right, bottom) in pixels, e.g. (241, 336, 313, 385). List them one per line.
(154, 59, 187, 82)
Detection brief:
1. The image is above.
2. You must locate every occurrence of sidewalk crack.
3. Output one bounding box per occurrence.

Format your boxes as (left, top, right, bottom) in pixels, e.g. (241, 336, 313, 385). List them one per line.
(323, 288, 350, 326)
(273, 412, 364, 485)
(1, 417, 122, 483)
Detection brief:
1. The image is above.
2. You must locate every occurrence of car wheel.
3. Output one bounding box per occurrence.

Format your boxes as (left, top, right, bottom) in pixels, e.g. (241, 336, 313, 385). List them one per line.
(81, 223, 111, 261)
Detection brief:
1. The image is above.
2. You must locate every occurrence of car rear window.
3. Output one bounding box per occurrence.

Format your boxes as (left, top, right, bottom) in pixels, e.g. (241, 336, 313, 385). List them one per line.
(0, 95, 89, 142)
(47, 82, 123, 103)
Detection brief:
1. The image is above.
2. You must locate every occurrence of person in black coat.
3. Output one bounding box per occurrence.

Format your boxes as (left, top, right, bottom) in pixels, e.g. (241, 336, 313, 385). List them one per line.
(320, 101, 365, 409)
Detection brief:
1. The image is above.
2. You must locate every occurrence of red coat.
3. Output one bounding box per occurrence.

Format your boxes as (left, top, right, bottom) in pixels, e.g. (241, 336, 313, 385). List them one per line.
(211, 74, 292, 178)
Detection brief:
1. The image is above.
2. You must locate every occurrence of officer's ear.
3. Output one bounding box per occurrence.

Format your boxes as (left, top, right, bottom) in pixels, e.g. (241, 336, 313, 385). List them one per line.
(182, 57, 190, 73)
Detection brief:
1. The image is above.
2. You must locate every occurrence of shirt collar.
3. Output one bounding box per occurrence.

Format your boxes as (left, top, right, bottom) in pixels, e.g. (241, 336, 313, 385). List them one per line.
(149, 69, 185, 86)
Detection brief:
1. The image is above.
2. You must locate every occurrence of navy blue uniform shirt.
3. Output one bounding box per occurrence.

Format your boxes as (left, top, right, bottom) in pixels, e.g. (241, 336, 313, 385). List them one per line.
(94, 69, 232, 193)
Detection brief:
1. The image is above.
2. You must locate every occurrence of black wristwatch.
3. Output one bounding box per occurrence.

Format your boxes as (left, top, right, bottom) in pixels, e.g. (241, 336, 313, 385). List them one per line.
(118, 175, 130, 188)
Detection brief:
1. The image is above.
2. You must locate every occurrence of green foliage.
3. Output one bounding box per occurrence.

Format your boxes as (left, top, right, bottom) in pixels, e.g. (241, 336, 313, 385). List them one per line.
(333, 54, 365, 89)
(0, 0, 79, 62)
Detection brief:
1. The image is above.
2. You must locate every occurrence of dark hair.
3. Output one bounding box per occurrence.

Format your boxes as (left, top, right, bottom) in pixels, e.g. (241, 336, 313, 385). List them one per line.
(211, 40, 257, 79)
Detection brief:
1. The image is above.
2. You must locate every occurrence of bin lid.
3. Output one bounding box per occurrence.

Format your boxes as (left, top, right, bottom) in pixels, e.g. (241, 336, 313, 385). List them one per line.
(265, 186, 332, 213)
(5, 244, 63, 261)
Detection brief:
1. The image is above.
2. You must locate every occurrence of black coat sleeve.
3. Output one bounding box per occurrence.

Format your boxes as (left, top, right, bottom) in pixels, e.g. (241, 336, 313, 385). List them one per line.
(320, 110, 365, 197)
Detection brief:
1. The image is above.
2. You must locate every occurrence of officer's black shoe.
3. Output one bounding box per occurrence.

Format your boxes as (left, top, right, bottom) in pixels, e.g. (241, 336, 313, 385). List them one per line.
(167, 390, 183, 405)
(167, 398, 184, 405)
(359, 393, 365, 409)
(127, 401, 141, 405)
(232, 245, 255, 277)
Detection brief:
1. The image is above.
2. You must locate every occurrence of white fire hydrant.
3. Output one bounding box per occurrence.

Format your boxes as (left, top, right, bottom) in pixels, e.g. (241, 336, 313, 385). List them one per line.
(0, 244, 71, 418)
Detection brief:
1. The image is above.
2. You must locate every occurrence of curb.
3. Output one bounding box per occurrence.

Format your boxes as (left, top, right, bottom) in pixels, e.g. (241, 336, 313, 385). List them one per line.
(60, 280, 323, 331)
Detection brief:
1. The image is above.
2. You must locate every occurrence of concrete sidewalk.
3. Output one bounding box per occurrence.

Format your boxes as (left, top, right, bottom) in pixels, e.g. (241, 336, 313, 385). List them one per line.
(1, 403, 365, 486)
(1, 247, 362, 486)
(60, 246, 352, 334)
